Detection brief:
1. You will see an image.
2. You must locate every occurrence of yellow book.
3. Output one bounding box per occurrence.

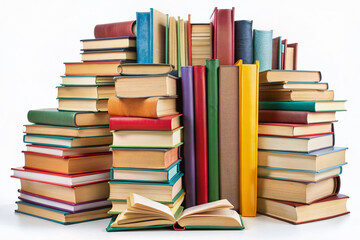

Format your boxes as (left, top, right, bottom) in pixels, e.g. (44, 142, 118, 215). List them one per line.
(235, 60, 259, 217)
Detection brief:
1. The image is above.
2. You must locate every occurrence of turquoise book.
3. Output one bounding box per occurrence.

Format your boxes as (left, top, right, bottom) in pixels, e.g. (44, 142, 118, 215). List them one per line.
(259, 100, 346, 112)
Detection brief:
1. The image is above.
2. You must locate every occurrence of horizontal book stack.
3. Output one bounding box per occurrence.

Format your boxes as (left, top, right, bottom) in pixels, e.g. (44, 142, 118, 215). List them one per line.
(106, 64, 185, 226)
(256, 70, 349, 224)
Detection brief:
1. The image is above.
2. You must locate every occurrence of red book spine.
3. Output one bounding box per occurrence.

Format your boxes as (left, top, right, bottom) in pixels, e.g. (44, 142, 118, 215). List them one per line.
(94, 20, 136, 38)
(109, 115, 182, 131)
(259, 110, 311, 124)
(193, 65, 208, 204)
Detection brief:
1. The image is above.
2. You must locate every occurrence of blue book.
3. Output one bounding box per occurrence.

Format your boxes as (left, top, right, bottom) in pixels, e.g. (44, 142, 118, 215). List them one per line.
(136, 12, 151, 63)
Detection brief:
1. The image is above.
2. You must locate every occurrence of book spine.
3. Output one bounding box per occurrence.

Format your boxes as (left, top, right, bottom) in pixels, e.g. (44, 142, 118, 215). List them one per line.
(165, 14, 169, 64)
(109, 116, 171, 131)
(193, 65, 208, 204)
(136, 12, 151, 63)
(27, 110, 77, 127)
(181, 66, 196, 207)
(188, 14, 192, 66)
(177, 17, 181, 77)
(272, 37, 282, 70)
(149, 9, 154, 63)
(234, 20, 253, 64)
(259, 101, 316, 112)
(94, 21, 136, 38)
(259, 110, 310, 124)
(281, 39, 287, 70)
(206, 59, 220, 202)
(253, 29, 273, 72)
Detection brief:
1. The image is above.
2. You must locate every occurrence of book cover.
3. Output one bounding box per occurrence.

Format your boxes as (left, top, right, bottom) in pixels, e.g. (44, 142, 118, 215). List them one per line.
(150, 8, 167, 64)
(187, 14, 192, 66)
(259, 101, 346, 112)
(281, 39, 287, 70)
(253, 30, 273, 72)
(234, 20, 253, 64)
(259, 110, 336, 124)
(136, 11, 151, 63)
(94, 21, 136, 38)
(272, 37, 282, 69)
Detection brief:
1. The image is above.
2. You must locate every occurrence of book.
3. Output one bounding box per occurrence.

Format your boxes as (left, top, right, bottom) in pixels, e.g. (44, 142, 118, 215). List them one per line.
(108, 173, 183, 202)
(108, 96, 178, 118)
(20, 179, 109, 204)
(257, 194, 349, 224)
(168, 16, 178, 70)
(281, 39, 287, 69)
(165, 14, 169, 64)
(109, 114, 181, 131)
(81, 49, 136, 62)
(187, 14, 191, 65)
(64, 61, 122, 76)
(257, 176, 341, 204)
(181, 66, 196, 207)
(111, 127, 183, 148)
(24, 124, 110, 138)
(236, 60, 259, 216)
(23, 134, 112, 148)
(57, 85, 115, 99)
(18, 191, 111, 213)
(258, 147, 347, 171)
(117, 63, 174, 75)
(23, 151, 112, 174)
(259, 100, 346, 112)
(234, 20, 253, 64)
(258, 122, 333, 137)
(219, 66, 239, 211)
(107, 193, 244, 231)
(210, 7, 235, 65)
(193, 65, 208, 204)
(253, 30, 273, 72)
(58, 98, 108, 112)
(94, 21, 136, 38)
(260, 82, 329, 90)
(112, 147, 180, 169)
(27, 108, 110, 127)
(259, 110, 336, 124)
(114, 74, 178, 98)
(61, 75, 115, 85)
(259, 89, 334, 101)
(272, 37, 282, 69)
(12, 167, 110, 187)
(206, 59, 220, 202)
(283, 42, 298, 70)
(81, 37, 136, 51)
(258, 133, 334, 152)
(177, 17, 187, 76)
(111, 160, 181, 183)
(16, 201, 111, 224)
(190, 23, 212, 65)
(259, 70, 322, 83)
(25, 144, 110, 157)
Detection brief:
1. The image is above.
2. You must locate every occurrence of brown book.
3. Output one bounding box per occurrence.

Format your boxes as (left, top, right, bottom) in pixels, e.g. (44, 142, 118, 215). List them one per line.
(257, 176, 340, 204)
(58, 99, 109, 112)
(81, 51, 136, 62)
(64, 61, 121, 76)
(118, 64, 174, 75)
(108, 96, 178, 118)
(260, 82, 328, 90)
(259, 70, 321, 83)
(23, 151, 112, 174)
(112, 147, 180, 169)
(259, 90, 334, 101)
(284, 43, 298, 70)
(57, 86, 115, 99)
(20, 179, 109, 203)
(24, 125, 111, 138)
(219, 66, 239, 211)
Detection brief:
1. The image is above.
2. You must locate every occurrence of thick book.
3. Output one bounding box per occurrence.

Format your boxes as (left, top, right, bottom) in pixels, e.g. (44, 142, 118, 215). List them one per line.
(272, 37, 282, 70)
(108, 96, 178, 117)
(181, 66, 196, 207)
(61, 75, 115, 86)
(81, 37, 136, 51)
(12, 167, 110, 187)
(22, 151, 112, 174)
(64, 61, 122, 76)
(259, 70, 322, 83)
(109, 114, 181, 131)
(236, 60, 259, 216)
(25, 144, 110, 157)
(257, 194, 349, 224)
(259, 110, 336, 124)
(107, 193, 244, 231)
(57, 98, 108, 112)
(258, 122, 333, 137)
(15, 201, 111, 224)
(219, 66, 239, 211)
(259, 82, 329, 90)
(57, 85, 115, 99)
(94, 21, 136, 38)
(193, 65, 208, 204)
(259, 100, 346, 112)
(112, 147, 180, 169)
(259, 89, 334, 101)
(27, 108, 110, 127)
(190, 23, 211, 66)
(234, 20, 253, 64)
(253, 30, 273, 72)
(257, 176, 341, 203)
(118, 63, 174, 75)
(210, 7, 235, 65)
(206, 59, 220, 202)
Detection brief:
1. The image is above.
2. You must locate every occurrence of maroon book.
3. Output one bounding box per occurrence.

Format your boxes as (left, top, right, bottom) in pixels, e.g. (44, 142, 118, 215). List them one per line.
(94, 20, 136, 38)
(259, 110, 336, 124)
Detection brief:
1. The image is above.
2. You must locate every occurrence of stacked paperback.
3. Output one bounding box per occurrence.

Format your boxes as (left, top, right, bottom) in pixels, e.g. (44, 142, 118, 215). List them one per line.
(256, 70, 349, 224)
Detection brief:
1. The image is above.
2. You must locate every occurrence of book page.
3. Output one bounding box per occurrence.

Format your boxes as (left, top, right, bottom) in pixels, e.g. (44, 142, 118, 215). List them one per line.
(131, 193, 174, 219)
(178, 199, 233, 219)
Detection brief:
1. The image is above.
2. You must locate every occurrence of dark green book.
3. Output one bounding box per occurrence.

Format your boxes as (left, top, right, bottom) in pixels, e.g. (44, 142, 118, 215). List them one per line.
(259, 100, 346, 112)
(27, 108, 109, 127)
(206, 59, 220, 202)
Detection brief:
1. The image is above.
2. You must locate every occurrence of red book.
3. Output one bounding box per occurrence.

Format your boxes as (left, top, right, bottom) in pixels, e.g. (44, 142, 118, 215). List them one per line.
(109, 114, 182, 131)
(210, 7, 235, 65)
(258, 122, 333, 137)
(94, 20, 136, 38)
(281, 39, 287, 70)
(193, 65, 208, 204)
(259, 110, 337, 124)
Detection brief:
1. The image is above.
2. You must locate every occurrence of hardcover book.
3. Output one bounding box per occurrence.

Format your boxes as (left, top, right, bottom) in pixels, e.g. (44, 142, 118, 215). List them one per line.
(253, 30, 273, 72)
(272, 37, 282, 69)
(61, 75, 115, 86)
(58, 98, 109, 112)
(25, 144, 110, 157)
(259, 101, 346, 112)
(258, 122, 333, 137)
(259, 70, 321, 83)
(234, 20, 253, 64)
(57, 85, 115, 99)
(64, 61, 122, 76)
(94, 21, 136, 38)
(117, 63, 174, 75)
(81, 37, 136, 50)
(259, 110, 336, 124)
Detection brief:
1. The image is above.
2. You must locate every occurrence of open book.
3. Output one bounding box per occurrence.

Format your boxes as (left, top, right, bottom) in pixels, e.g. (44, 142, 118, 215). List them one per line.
(106, 193, 244, 231)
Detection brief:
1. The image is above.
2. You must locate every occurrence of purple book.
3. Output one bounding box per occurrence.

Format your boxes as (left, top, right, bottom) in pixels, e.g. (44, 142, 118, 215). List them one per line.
(181, 66, 196, 207)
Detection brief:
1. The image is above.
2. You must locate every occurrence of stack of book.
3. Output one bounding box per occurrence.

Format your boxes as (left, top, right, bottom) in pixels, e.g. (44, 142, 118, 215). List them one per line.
(256, 70, 349, 224)
(105, 63, 185, 228)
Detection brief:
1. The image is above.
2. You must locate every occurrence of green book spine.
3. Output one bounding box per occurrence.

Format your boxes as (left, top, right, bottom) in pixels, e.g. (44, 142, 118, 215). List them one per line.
(27, 108, 78, 127)
(177, 16, 181, 77)
(206, 59, 220, 202)
(259, 101, 316, 111)
(165, 14, 169, 64)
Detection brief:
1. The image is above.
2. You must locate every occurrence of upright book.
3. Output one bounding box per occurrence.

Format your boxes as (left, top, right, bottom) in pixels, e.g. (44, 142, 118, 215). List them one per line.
(253, 30, 273, 72)
(234, 20, 253, 64)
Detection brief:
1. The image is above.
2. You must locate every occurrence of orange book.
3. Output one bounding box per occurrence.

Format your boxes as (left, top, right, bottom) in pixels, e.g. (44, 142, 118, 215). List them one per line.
(235, 60, 259, 216)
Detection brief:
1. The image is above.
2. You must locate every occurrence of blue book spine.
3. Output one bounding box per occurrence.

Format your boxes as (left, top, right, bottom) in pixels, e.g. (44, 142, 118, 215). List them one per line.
(136, 12, 151, 63)
(253, 29, 273, 72)
(235, 20, 253, 64)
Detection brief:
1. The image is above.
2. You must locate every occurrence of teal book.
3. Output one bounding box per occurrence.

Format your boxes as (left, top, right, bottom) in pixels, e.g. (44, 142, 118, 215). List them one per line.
(259, 100, 346, 112)
(15, 201, 111, 225)
(253, 29, 273, 72)
(136, 11, 151, 63)
(206, 59, 220, 202)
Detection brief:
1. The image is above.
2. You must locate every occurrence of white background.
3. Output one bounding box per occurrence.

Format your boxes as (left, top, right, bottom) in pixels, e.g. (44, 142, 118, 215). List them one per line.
(0, 0, 359, 239)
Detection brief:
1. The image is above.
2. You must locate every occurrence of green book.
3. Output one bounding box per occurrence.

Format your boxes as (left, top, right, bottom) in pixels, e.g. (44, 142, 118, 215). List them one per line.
(206, 59, 220, 202)
(259, 100, 346, 112)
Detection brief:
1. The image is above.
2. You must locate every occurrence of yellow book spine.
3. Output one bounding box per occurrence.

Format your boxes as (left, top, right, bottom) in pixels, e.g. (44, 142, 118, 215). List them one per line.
(236, 60, 259, 217)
